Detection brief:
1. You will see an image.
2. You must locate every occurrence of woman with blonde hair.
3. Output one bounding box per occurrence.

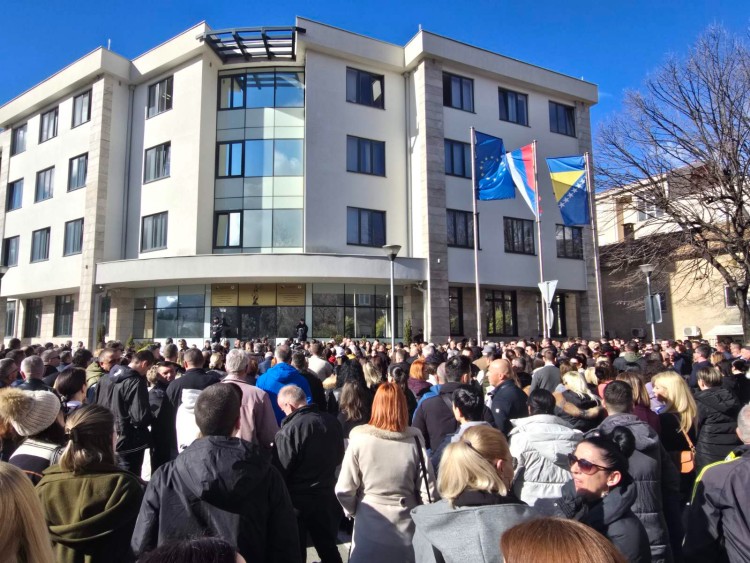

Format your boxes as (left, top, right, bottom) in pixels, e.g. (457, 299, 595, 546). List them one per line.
(36, 405, 144, 563)
(652, 371, 698, 504)
(336, 382, 436, 563)
(362, 360, 382, 390)
(0, 461, 55, 563)
(411, 425, 538, 562)
(557, 371, 603, 432)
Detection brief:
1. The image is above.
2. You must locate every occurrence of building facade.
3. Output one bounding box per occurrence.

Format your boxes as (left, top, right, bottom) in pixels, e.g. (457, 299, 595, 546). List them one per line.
(0, 18, 599, 346)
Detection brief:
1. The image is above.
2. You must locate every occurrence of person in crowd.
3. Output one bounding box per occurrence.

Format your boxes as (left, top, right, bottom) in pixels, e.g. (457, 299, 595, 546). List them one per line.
(540, 426, 651, 562)
(160, 343, 185, 376)
(40, 349, 62, 385)
(694, 366, 741, 473)
(0, 358, 18, 389)
(500, 517, 627, 563)
(275, 384, 345, 563)
(688, 344, 712, 389)
(684, 404, 750, 562)
(388, 366, 418, 422)
(175, 386, 202, 453)
(291, 352, 327, 410)
(221, 349, 278, 448)
(557, 371, 604, 432)
(166, 348, 220, 411)
(96, 350, 154, 474)
(258, 350, 274, 375)
(597, 381, 682, 562)
(337, 377, 372, 440)
(0, 461, 56, 563)
(508, 389, 582, 506)
(308, 342, 334, 381)
(36, 405, 144, 563)
(615, 372, 660, 433)
(146, 363, 175, 472)
(336, 382, 436, 563)
(487, 358, 528, 435)
(295, 318, 309, 342)
(408, 358, 432, 398)
(363, 360, 383, 391)
(15, 355, 52, 391)
(256, 345, 312, 424)
(132, 384, 300, 562)
(54, 367, 88, 415)
(652, 371, 698, 504)
(86, 347, 121, 401)
(530, 350, 561, 393)
(71, 347, 94, 370)
(613, 342, 646, 373)
(136, 538, 243, 563)
(0, 388, 66, 483)
(412, 425, 537, 562)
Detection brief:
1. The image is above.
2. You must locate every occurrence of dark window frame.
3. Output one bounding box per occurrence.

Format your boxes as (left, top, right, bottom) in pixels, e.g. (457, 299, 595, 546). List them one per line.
(346, 135, 386, 176)
(53, 295, 74, 337)
(444, 139, 472, 178)
(498, 87, 529, 126)
(147, 76, 174, 118)
(3, 236, 19, 267)
(218, 73, 246, 110)
(141, 212, 168, 253)
(34, 167, 55, 203)
(143, 142, 171, 183)
(446, 209, 477, 249)
(213, 211, 243, 249)
(216, 141, 244, 178)
(725, 286, 738, 308)
(443, 72, 474, 112)
(346, 207, 386, 247)
(449, 287, 464, 336)
(23, 298, 43, 338)
(39, 107, 59, 143)
(6, 179, 23, 212)
(30, 227, 51, 263)
(63, 218, 84, 256)
(6, 300, 16, 337)
(72, 90, 92, 128)
(346, 67, 385, 109)
(504, 216, 536, 255)
(556, 224, 584, 260)
(549, 101, 576, 137)
(68, 153, 88, 191)
(485, 290, 518, 337)
(10, 124, 27, 156)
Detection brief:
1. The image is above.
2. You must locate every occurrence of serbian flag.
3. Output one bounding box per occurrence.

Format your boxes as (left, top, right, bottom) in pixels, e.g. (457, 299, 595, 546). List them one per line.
(546, 155, 590, 226)
(474, 131, 516, 201)
(507, 144, 538, 218)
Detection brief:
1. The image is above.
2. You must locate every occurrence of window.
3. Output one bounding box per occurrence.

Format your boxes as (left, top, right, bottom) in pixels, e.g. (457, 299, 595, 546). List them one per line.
(623, 223, 635, 241)
(141, 212, 168, 252)
(23, 298, 42, 338)
(54, 295, 74, 337)
(550, 294, 567, 337)
(147, 76, 173, 118)
(556, 225, 583, 259)
(214, 211, 242, 248)
(312, 283, 402, 339)
(35, 167, 54, 202)
(217, 141, 244, 177)
(31, 228, 51, 262)
(485, 290, 517, 336)
(10, 124, 26, 155)
(444, 139, 471, 178)
(346, 136, 385, 176)
(655, 291, 667, 313)
(64, 219, 84, 256)
(504, 217, 535, 255)
(68, 154, 87, 191)
(347, 207, 386, 247)
(144, 142, 170, 183)
(443, 72, 474, 112)
(5, 301, 16, 337)
(346, 67, 384, 108)
(549, 101, 575, 136)
(72, 90, 91, 127)
(447, 209, 475, 248)
(725, 286, 738, 308)
(3, 236, 19, 267)
(6, 179, 23, 211)
(246, 70, 304, 108)
(498, 87, 528, 126)
(449, 287, 464, 336)
(636, 198, 664, 222)
(219, 74, 245, 109)
(39, 107, 59, 142)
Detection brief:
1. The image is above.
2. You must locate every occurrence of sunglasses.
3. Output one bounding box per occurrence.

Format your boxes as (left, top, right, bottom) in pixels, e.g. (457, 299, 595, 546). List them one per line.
(568, 453, 613, 475)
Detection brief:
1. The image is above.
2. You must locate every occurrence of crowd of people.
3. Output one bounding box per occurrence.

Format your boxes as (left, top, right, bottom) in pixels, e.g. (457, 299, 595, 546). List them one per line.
(0, 333, 749, 562)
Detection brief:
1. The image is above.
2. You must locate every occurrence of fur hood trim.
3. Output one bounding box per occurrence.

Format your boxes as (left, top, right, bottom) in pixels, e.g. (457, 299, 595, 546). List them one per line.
(350, 424, 422, 441)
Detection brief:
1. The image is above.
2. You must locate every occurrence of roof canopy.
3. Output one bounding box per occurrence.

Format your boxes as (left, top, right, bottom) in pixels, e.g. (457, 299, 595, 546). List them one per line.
(198, 26, 305, 63)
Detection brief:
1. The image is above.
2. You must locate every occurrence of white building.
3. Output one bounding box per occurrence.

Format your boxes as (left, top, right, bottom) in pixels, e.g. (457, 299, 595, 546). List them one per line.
(0, 18, 599, 346)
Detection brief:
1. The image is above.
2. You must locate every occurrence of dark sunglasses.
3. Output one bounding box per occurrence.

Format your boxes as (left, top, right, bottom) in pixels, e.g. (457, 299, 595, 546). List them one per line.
(568, 453, 613, 475)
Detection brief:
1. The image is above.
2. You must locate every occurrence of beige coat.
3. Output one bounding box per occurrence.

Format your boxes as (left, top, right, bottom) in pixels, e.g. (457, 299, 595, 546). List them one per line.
(221, 377, 278, 447)
(336, 424, 437, 563)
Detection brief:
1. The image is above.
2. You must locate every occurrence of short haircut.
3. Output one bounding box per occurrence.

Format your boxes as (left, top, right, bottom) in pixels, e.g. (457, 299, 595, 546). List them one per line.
(275, 345, 292, 364)
(310, 342, 321, 356)
(225, 349, 249, 375)
(0, 359, 17, 381)
(452, 385, 484, 421)
(732, 359, 747, 372)
(278, 384, 307, 407)
(183, 347, 204, 367)
(20, 355, 44, 379)
(697, 366, 723, 387)
(291, 352, 307, 370)
(543, 349, 556, 362)
(695, 344, 711, 359)
(527, 389, 556, 415)
(98, 348, 118, 363)
(444, 355, 470, 383)
(603, 380, 634, 413)
(163, 343, 178, 361)
(195, 384, 240, 437)
(132, 350, 155, 366)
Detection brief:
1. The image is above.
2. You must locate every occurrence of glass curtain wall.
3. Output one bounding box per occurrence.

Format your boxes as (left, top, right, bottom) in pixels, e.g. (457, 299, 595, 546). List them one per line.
(312, 284, 403, 339)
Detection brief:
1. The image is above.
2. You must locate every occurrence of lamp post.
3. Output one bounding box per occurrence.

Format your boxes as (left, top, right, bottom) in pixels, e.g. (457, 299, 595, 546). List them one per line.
(382, 244, 401, 352)
(639, 263, 657, 343)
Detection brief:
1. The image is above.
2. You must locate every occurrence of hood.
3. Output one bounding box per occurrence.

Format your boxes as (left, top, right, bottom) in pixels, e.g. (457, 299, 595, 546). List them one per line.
(38, 465, 142, 544)
(265, 362, 303, 384)
(593, 413, 659, 451)
(509, 414, 582, 464)
(696, 386, 741, 415)
(112, 365, 140, 384)
(621, 352, 641, 363)
(85, 362, 105, 383)
(180, 388, 202, 412)
(584, 476, 638, 529)
(174, 436, 272, 512)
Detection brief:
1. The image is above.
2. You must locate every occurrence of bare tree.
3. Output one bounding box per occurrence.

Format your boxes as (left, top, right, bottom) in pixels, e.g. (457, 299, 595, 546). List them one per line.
(596, 25, 750, 339)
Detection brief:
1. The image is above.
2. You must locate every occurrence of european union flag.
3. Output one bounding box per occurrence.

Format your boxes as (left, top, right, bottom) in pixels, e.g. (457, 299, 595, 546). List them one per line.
(474, 131, 516, 201)
(546, 155, 590, 226)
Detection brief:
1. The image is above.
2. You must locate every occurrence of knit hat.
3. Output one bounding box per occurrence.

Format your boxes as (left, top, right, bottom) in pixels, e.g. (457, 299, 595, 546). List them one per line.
(0, 388, 61, 437)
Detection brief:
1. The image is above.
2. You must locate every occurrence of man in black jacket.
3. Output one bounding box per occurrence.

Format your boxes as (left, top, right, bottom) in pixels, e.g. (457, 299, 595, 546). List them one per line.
(97, 349, 154, 474)
(487, 358, 527, 436)
(166, 347, 219, 411)
(132, 383, 301, 563)
(275, 384, 345, 563)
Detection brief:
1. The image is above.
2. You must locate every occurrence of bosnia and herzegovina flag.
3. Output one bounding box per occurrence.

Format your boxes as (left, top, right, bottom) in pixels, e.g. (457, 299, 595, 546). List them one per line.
(545, 156, 590, 226)
(474, 131, 516, 201)
(507, 144, 538, 219)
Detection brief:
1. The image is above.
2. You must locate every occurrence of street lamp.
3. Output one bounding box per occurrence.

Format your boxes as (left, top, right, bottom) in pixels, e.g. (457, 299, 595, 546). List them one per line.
(638, 263, 657, 343)
(382, 244, 401, 352)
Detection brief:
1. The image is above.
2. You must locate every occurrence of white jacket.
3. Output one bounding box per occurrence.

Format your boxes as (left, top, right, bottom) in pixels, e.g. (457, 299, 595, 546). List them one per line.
(175, 389, 202, 453)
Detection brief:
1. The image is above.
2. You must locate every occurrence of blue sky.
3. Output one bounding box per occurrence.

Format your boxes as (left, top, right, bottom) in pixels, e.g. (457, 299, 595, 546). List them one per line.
(1, 0, 748, 132)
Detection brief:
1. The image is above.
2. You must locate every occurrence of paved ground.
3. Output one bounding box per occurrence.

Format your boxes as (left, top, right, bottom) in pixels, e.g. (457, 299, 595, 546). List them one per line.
(305, 530, 351, 562)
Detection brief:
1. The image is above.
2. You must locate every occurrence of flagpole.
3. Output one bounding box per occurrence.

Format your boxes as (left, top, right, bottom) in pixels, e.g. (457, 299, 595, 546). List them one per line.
(532, 140, 548, 339)
(470, 127, 482, 344)
(584, 151, 605, 339)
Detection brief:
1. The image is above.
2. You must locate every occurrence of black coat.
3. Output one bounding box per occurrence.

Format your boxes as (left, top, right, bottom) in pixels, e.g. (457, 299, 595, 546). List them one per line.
(695, 386, 742, 473)
(489, 380, 528, 436)
(165, 368, 219, 410)
(557, 390, 602, 432)
(148, 380, 175, 470)
(131, 436, 300, 563)
(97, 366, 152, 454)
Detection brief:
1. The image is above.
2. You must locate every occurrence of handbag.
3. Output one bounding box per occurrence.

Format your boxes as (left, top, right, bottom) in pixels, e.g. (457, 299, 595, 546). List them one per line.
(671, 415, 696, 474)
(414, 436, 433, 504)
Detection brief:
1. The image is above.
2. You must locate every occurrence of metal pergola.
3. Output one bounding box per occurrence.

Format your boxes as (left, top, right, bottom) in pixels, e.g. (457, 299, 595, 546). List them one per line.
(198, 26, 305, 63)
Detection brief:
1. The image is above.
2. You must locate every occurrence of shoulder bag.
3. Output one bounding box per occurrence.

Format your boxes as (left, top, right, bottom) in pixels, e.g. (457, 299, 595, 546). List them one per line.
(414, 436, 433, 504)
(671, 414, 696, 474)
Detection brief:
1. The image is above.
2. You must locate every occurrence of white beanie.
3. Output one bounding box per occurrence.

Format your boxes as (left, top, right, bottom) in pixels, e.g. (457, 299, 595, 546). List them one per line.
(0, 389, 61, 437)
